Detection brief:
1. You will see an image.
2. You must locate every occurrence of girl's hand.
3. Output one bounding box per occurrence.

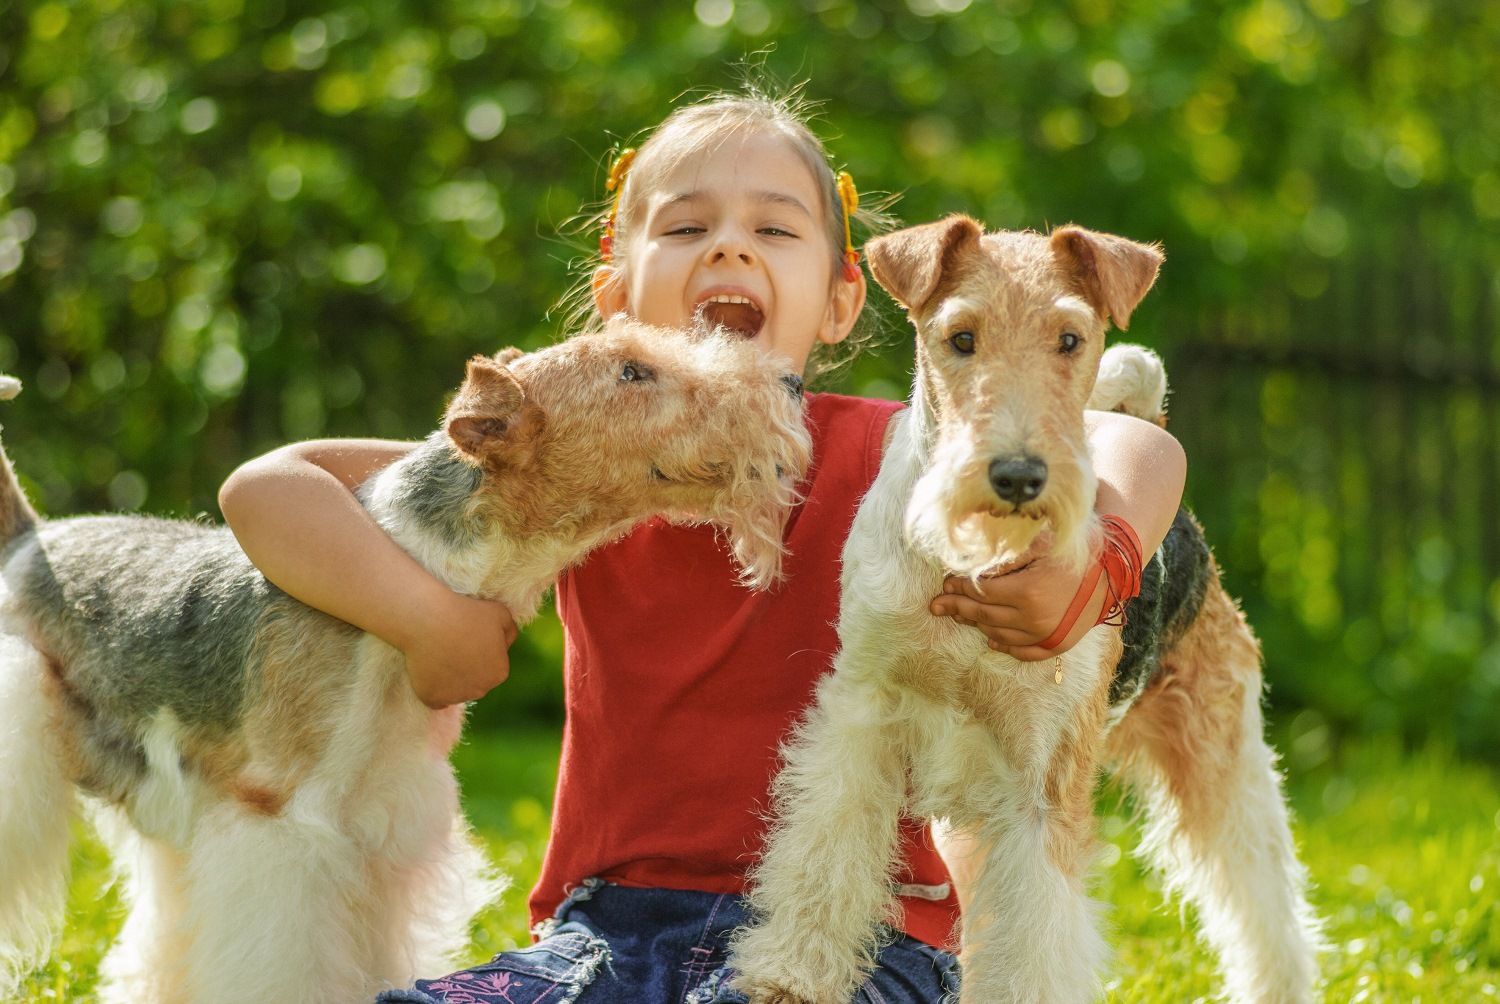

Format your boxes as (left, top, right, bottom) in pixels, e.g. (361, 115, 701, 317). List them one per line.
(929, 549, 1107, 661)
(400, 588, 519, 709)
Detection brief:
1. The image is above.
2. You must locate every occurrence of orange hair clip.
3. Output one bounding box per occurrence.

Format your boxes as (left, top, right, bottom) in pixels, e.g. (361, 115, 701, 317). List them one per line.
(600, 147, 637, 263)
(836, 170, 861, 283)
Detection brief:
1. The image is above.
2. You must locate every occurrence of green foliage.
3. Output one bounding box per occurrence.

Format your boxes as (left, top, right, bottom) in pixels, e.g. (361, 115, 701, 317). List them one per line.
(0, 0, 1497, 741)
(20, 727, 1500, 1001)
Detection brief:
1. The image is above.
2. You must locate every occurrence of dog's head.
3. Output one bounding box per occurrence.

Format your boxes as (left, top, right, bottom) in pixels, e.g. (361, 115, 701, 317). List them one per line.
(866, 214, 1162, 575)
(443, 317, 811, 588)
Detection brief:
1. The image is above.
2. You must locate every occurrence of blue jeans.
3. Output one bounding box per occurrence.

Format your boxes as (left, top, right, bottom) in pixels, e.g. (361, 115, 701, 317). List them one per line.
(376, 880, 960, 1003)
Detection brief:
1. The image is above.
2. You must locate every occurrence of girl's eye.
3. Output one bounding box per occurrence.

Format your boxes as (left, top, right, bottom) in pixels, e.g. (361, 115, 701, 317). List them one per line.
(620, 362, 655, 383)
(665, 225, 705, 236)
(950, 331, 976, 355)
(758, 227, 795, 238)
(1058, 331, 1082, 355)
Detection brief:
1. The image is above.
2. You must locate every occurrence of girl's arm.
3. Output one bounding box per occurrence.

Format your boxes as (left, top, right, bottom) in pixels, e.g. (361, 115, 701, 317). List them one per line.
(927, 411, 1187, 659)
(219, 440, 517, 707)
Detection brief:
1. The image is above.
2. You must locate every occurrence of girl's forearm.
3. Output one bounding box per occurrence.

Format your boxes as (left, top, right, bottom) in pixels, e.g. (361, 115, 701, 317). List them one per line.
(1085, 410, 1187, 557)
(221, 439, 517, 708)
(218, 439, 442, 652)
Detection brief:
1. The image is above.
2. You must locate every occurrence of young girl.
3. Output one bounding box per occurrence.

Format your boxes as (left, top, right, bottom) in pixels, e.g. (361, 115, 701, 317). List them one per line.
(220, 91, 1187, 1003)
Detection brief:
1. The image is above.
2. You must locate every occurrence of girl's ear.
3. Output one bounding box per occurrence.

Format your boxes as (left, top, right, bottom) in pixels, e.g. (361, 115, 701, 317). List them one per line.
(591, 265, 628, 319)
(818, 268, 866, 346)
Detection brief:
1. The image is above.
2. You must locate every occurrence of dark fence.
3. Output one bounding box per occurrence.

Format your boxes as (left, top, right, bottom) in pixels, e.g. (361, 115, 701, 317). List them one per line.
(1164, 259, 1500, 757)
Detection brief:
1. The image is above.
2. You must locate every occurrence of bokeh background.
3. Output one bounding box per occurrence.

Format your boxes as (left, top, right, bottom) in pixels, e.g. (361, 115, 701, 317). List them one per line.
(1, 0, 1497, 769)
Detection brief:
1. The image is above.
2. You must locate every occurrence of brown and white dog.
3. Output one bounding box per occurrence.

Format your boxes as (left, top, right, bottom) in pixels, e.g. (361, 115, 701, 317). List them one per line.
(731, 217, 1321, 1003)
(0, 319, 811, 1004)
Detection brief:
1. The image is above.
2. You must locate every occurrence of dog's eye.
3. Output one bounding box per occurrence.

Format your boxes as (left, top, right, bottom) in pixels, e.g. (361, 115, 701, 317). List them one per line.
(949, 331, 976, 355)
(1058, 331, 1082, 355)
(620, 362, 655, 383)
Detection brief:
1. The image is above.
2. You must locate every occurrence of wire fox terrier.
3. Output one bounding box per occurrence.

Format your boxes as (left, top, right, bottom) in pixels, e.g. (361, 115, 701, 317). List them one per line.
(731, 216, 1321, 1003)
(0, 319, 811, 1004)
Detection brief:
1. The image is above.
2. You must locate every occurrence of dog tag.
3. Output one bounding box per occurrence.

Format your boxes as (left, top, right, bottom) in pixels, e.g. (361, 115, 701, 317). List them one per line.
(1053, 657, 1063, 684)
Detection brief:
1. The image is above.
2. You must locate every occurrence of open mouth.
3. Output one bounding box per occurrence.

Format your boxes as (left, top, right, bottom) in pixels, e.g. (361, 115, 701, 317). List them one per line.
(696, 294, 765, 339)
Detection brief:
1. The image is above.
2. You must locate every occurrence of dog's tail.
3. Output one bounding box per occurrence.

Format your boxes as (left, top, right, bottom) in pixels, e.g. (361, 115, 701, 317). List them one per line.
(0, 376, 38, 549)
(0, 638, 78, 996)
(1088, 344, 1168, 427)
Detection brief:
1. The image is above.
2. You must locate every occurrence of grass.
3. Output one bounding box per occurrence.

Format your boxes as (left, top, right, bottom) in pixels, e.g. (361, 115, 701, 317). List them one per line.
(15, 722, 1500, 1002)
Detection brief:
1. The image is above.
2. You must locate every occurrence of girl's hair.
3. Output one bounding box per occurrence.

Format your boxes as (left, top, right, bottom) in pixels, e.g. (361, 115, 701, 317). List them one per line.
(564, 84, 895, 384)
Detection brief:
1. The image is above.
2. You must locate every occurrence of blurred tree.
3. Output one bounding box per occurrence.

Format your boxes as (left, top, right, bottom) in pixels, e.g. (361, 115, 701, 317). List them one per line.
(0, 0, 1496, 748)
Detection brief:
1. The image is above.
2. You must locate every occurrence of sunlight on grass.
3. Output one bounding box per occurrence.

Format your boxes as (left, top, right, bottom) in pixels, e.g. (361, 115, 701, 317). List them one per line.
(18, 725, 1500, 1002)
(1101, 733, 1500, 1002)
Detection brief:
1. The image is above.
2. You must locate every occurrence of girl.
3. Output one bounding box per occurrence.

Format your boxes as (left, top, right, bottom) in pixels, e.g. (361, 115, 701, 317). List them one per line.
(220, 91, 1187, 1003)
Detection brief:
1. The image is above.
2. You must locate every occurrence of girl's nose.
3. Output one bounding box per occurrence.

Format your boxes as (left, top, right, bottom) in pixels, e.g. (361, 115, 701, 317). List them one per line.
(705, 227, 755, 266)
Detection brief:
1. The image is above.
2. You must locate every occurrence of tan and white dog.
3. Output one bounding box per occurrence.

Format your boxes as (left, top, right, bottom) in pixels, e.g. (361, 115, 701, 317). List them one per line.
(731, 217, 1321, 1003)
(0, 319, 811, 1004)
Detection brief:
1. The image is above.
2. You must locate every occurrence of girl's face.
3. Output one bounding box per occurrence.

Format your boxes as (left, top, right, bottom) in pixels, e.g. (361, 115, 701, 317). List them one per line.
(592, 129, 865, 374)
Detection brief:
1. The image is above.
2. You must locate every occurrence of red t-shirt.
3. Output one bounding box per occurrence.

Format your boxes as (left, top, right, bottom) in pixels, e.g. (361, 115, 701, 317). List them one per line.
(530, 392, 960, 950)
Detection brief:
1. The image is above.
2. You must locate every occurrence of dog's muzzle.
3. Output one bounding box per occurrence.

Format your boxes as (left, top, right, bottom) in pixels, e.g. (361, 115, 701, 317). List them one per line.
(780, 373, 805, 398)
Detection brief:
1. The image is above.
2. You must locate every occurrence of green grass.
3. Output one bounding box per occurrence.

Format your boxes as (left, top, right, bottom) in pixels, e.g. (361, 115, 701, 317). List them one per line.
(16, 723, 1500, 1002)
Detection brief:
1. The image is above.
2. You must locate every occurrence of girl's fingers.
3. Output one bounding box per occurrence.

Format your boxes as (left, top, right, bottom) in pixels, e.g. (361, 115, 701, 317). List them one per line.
(929, 593, 1027, 629)
(940, 572, 1028, 605)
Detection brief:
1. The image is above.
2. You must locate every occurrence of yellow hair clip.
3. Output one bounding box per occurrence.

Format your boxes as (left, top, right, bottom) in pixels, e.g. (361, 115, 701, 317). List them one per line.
(837, 170, 861, 282)
(600, 147, 637, 262)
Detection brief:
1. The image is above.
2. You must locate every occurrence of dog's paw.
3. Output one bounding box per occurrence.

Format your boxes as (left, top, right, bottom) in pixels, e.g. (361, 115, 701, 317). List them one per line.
(734, 981, 814, 1004)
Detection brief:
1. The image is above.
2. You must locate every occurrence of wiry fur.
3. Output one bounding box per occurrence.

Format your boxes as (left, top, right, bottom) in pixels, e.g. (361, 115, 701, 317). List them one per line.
(731, 217, 1320, 1003)
(0, 318, 811, 1004)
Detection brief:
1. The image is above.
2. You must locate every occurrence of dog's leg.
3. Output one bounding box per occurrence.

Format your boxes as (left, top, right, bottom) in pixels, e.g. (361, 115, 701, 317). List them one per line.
(1109, 581, 1321, 1004)
(956, 698, 1110, 1004)
(732, 670, 908, 1004)
(0, 639, 77, 998)
(174, 797, 384, 1004)
(95, 823, 194, 1004)
(368, 809, 498, 983)
(359, 713, 504, 985)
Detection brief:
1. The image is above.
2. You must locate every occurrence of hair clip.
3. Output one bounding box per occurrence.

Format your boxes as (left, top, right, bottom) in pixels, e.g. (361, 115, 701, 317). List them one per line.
(837, 170, 861, 283)
(600, 147, 637, 262)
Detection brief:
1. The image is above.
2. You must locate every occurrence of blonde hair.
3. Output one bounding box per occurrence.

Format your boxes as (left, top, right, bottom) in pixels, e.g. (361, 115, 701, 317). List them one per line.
(566, 86, 895, 383)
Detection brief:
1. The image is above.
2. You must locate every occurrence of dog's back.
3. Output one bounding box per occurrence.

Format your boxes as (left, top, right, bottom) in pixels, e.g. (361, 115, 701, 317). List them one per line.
(16, 517, 283, 717)
(4, 515, 361, 806)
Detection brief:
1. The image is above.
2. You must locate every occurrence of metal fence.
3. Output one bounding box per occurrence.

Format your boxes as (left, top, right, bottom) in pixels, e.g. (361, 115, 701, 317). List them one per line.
(1163, 261, 1500, 755)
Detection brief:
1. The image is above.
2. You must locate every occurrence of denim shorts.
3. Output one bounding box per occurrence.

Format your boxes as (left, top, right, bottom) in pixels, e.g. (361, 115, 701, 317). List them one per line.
(376, 880, 960, 1004)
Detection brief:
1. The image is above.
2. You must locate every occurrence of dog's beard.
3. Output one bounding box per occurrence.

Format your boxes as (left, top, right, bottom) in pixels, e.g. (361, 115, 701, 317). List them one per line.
(905, 438, 1097, 578)
(656, 462, 801, 590)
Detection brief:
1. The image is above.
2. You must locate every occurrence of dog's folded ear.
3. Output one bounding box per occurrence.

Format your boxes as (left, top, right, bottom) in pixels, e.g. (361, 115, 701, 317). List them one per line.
(1048, 226, 1164, 331)
(866, 215, 984, 315)
(444, 355, 539, 461)
(493, 346, 524, 366)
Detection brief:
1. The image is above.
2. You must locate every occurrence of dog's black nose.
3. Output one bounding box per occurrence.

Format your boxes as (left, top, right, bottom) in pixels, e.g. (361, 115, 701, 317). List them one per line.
(780, 374, 805, 398)
(988, 456, 1048, 505)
